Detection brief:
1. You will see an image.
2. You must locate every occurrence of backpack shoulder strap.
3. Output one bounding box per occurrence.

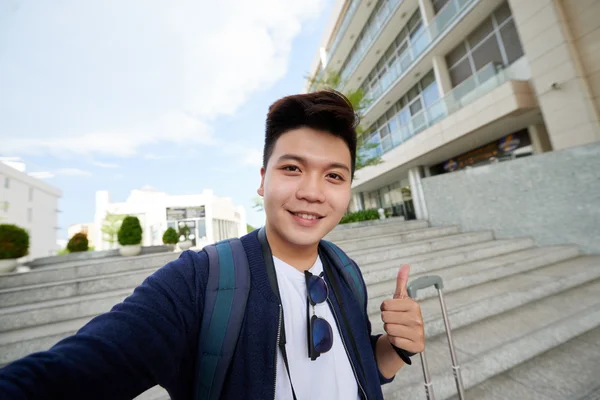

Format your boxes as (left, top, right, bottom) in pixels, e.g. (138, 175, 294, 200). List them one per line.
(194, 238, 251, 400)
(319, 240, 366, 315)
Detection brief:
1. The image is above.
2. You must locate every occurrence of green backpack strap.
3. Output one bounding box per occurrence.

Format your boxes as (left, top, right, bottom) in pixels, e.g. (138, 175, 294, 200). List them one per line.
(194, 239, 251, 400)
(319, 240, 367, 317)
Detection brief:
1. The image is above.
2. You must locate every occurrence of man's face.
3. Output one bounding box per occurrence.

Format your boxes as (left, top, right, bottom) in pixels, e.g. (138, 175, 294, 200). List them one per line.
(257, 127, 352, 248)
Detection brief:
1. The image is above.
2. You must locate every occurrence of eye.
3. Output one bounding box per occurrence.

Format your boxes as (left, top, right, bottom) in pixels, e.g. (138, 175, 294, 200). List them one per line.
(327, 173, 344, 181)
(282, 165, 300, 172)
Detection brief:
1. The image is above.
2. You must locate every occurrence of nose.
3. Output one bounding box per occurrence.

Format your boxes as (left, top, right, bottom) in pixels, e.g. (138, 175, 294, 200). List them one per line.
(296, 172, 325, 203)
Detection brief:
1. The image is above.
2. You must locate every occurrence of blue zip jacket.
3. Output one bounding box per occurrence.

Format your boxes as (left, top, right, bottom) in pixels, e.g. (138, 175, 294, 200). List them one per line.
(0, 230, 394, 399)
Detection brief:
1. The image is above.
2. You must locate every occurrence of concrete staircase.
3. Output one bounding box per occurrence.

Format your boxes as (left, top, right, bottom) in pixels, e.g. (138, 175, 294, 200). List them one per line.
(0, 218, 598, 400)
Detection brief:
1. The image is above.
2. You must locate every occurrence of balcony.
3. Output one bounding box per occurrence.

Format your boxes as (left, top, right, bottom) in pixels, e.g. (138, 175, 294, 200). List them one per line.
(359, 61, 530, 160)
(363, 0, 477, 105)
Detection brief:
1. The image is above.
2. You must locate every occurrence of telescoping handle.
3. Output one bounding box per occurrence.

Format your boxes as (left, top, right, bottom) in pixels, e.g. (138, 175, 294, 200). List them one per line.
(407, 276, 466, 400)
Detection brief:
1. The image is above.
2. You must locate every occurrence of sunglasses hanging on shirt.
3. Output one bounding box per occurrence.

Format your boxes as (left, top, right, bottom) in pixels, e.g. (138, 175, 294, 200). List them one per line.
(305, 270, 334, 360)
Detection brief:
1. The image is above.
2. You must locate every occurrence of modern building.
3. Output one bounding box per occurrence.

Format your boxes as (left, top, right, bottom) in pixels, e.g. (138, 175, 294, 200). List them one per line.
(93, 187, 247, 251)
(308, 0, 600, 220)
(0, 159, 62, 259)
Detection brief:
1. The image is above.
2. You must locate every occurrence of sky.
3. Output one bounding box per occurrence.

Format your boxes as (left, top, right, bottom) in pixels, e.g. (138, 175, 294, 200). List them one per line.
(0, 0, 335, 240)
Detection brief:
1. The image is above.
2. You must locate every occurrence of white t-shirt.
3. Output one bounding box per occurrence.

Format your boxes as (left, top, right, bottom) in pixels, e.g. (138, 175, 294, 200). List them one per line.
(273, 255, 360, 400)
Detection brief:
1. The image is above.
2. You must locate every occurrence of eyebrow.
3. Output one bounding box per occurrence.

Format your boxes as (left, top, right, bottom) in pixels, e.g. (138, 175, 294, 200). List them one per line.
(277, 154, 350, 173)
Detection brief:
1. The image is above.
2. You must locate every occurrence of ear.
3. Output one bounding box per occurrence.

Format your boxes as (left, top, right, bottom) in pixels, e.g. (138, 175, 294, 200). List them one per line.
(257, 167, 266, 196)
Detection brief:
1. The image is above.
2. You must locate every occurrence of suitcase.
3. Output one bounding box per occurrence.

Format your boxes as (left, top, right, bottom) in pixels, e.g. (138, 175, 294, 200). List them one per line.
(407, 275, 466, 400)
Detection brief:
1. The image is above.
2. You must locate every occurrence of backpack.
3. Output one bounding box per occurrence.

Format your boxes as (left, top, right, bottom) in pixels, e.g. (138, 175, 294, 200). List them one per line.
(193, 236, 367, 400)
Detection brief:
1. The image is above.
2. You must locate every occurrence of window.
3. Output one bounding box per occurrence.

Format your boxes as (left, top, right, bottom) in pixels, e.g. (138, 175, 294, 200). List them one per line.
(27, 208, 32, 223)
(29, 187, 34, 202)
(3, 201, 8, 213)
(445, 2, 524, 87)
(433, 0, 450, 13)
(3, 178, 8, 189)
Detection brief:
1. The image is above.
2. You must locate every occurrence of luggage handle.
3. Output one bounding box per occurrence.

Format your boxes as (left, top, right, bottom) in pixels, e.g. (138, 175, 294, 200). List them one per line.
(406, 275, 466, 400)
(407, 275, 444, 299)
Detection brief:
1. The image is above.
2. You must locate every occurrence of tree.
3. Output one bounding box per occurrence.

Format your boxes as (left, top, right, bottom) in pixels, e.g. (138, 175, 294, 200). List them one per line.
(67, 232, 89, 253)
(246, 224, 256, 233)
(307, 70, 382, 172)
(101, 212, 125, 248)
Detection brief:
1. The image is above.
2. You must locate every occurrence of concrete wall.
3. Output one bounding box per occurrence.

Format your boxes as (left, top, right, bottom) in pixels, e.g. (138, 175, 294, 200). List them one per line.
(421, 142, 600, 254)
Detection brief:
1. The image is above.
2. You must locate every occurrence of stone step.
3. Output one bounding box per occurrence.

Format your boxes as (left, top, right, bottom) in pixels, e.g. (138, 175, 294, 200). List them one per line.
(370, 255, 600, 338)
(366, 245, 580, 306)
(0, 316, 91, 366)
(350, 231, 494, 265)
(0, 266, 161, 308)
(448, 327, 600, 400)
(0, 252, 179, 290)
(361, 238, 535, 285)
(330, 216, 407, 230)
(381, 278, 600, 400)
(134, 385, 171, 400)
(0, 288, 133, 333)
(325, 219, 429, 242)
(335, 226, 460, 253)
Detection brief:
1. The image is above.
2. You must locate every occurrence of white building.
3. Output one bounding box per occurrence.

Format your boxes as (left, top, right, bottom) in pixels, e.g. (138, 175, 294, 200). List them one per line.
(93, 187, 247, 251)
(308, 0, 600, 219)
(0, 160, 62, 260)
(67, 222, 97, 248)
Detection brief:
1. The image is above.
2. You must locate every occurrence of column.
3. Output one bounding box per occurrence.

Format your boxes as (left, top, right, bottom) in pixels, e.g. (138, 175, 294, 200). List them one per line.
(432, 55, 453, 95)
(528, 124, 553, 154)
(408, 167, 429, 220)
(418, 0, 435, 25)
(507, 0, 600, 150)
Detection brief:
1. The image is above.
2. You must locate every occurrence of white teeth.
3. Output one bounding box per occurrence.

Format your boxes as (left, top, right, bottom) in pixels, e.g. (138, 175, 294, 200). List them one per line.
(295, 213, 318, 220)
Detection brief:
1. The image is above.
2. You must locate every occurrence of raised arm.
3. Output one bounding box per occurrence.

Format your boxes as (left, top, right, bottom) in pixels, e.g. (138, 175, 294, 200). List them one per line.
(0, 250, 207, 400)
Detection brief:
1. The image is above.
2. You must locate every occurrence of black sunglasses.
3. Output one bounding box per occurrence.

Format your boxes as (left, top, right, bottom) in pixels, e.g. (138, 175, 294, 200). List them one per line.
(305, 270, 333, 361)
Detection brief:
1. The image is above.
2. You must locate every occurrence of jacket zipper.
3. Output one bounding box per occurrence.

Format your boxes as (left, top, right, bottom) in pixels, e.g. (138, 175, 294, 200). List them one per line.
(273, 304, 282, 400)
(327, 298, 368, 400)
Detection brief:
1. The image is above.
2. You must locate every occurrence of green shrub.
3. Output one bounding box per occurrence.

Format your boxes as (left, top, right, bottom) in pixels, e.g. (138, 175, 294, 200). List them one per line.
(162, 227, 178, 244)
(0, 224, 29, 259)
(339, 209, 380, 224)
(67, 232, 89, 252)
(118, 216, 143, 246)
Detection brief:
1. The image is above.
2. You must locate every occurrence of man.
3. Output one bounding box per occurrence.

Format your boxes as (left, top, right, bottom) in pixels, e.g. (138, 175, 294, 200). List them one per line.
(0, 90, 424, 399)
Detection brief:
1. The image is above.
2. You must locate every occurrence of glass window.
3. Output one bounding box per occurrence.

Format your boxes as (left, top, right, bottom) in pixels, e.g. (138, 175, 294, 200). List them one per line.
(3, 178, 8, 189)
(501, 20, 525, 63)
(29, 187, 34, 202)
(27, 208, 32, 223)
(494, 2, 512, 24)
(433, 0, 450, 13)
(409, 98, 423, 115)
(3, 201, 8, 212)
(421, 70, 436, 88)
(449, 58, 472, 86)
(446, 43, 467, 67)
(407, 10, 421, 32)
(467, 18, 494, 48)
(472, 34, 503, 71)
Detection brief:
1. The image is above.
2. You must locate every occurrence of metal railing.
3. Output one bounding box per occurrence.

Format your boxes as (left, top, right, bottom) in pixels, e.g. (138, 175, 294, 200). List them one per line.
(362, 0, 477, 103)
(360, 61, 515, 158)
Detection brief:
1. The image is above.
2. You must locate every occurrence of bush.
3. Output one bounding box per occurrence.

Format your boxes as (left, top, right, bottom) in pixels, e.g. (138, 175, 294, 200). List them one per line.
(0, 224, 29, 260)
(67, 232, 89, 253)
(118, 216, 143, 246)
(339, 209, 380, 224)
(162, 227, 178, 245)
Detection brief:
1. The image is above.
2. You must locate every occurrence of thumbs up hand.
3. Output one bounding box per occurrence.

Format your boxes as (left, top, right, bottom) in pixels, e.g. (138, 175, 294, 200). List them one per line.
(380, 264, 425, 354)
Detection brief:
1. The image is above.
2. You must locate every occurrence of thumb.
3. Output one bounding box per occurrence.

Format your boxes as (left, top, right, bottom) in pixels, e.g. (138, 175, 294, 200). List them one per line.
(393, 264, 411, 299)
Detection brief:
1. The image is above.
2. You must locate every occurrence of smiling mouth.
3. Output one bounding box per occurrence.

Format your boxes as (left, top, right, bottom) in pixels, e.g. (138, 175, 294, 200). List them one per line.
(288, 210, 324, 220)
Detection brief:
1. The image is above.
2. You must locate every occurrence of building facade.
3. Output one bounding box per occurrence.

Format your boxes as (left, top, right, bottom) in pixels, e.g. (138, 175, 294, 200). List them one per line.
(93, 187, 247, 251)
(0, 161, 62, 260)
(308, 0, 600, 219)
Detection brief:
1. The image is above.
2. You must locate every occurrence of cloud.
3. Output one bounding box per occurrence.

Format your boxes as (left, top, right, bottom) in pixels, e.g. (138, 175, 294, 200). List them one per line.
(55, 168, 93, 176)
(91, 160, 119, 169)
(28, 172, 55, 179)
(223, 144, 264, 167)
(0, 0, 325, 158)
